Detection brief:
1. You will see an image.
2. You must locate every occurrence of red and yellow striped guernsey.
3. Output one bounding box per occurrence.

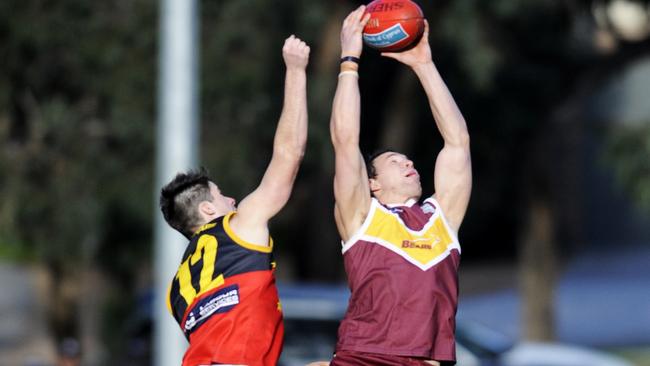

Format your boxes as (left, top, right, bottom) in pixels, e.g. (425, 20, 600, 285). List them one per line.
(336, 196, 461, 363)
(167, 212, 283, 366)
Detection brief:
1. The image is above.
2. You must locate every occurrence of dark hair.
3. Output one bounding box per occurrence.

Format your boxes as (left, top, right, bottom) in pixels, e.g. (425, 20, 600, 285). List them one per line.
(365, 148, 395, 178)
(159, 167, 214, 238)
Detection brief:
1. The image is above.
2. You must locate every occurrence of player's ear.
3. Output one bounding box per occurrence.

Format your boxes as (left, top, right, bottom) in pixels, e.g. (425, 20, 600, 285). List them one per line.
(198, 200, 216, 218)
(369, 178, 381, 195)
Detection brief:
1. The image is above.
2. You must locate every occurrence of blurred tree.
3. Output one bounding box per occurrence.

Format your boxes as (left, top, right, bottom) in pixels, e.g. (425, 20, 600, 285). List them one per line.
(199, 0, 348, 281)
(428, 0, 650, 341)
(605, 122, 650, 210)
(0, 0, 157, 364)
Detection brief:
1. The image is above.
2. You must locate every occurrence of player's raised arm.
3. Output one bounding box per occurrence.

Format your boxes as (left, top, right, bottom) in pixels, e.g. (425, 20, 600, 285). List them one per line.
(230, 35, 310, 244)
(382, 20, 472, 233)
(331, 6, 373, 242)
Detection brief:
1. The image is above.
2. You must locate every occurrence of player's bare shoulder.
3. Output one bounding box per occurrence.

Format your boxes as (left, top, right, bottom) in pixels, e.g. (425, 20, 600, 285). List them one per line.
(226, 208, 272, 249)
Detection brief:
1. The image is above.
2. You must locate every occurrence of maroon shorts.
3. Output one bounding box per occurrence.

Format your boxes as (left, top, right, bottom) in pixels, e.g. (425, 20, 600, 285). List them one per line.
(330, 350, 446, 366)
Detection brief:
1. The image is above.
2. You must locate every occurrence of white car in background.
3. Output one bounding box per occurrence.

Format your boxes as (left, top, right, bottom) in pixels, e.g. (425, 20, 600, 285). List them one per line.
(456, 320, 632, 366)
(278, 284, 632, 366)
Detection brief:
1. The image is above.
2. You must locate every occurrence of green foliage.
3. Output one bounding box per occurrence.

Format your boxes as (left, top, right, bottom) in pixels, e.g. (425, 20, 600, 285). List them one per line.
(0, 0, 157, 267)
(605, 122, 650, 210)
(199, 0, 331, 197)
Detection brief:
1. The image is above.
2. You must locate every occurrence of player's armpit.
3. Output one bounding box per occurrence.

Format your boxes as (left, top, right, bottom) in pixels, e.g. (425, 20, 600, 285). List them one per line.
(433, 143, 472, 233)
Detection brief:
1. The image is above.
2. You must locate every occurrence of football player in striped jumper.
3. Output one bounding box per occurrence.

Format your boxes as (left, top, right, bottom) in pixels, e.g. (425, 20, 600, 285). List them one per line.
(159, 35, 309, 366)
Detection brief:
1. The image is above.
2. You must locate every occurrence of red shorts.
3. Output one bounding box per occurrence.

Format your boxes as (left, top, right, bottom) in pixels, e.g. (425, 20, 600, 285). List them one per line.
(330, 350, 446, 366)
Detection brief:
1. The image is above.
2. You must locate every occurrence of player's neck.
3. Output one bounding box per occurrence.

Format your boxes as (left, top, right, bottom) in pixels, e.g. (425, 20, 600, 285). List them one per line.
(377, 192, 418, 206)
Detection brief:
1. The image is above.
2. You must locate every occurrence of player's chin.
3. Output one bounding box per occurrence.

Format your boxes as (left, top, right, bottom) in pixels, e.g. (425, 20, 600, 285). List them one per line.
(407, 184, 422, 199)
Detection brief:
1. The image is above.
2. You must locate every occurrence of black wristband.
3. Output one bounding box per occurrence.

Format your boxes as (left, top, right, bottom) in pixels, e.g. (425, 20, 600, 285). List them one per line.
(340, 56, 360, 64)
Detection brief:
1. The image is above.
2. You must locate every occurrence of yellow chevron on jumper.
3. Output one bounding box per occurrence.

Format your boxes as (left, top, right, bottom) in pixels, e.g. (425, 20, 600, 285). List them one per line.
(364, 207, 454, 266)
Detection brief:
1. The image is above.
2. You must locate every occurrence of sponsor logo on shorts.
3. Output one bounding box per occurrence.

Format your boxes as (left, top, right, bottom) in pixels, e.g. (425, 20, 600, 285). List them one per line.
(363, 23, 409, 48)
(184, 284, 240, 334)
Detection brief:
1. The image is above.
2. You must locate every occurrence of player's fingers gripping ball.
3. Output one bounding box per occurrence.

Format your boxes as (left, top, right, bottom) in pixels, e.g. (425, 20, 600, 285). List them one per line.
(362, 0, 424, 52)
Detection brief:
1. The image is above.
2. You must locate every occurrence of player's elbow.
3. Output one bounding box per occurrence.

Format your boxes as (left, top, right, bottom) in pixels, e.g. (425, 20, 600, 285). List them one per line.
(330, 119, 358, 147)
(448, 129, 470, 149)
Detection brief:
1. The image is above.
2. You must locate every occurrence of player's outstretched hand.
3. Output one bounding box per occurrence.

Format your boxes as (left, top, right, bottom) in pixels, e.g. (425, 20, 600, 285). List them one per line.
(283, 35, 310, 71)
(340, 5, 371, 58)
(381, 19, 432, 68)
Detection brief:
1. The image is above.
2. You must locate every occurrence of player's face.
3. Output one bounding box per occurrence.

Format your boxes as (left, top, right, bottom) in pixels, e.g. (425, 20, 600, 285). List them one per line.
(208, 182, 236, 215)
(371, 152, 422, 200)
